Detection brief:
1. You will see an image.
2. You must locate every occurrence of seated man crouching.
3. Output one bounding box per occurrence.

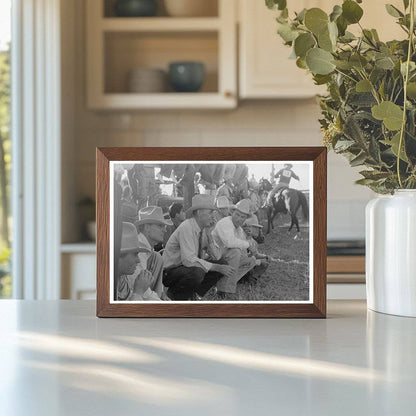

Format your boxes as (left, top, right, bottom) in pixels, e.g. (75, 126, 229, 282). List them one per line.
(242, 215, 270, 281)
(212, 199, 258, 300)
(134, 206, 173, 300)
(162, 194, 234, 301)
(117, 222, 156, 301)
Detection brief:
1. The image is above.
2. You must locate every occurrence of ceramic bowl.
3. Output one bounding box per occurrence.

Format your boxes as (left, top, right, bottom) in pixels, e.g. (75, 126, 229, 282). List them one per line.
(168, 62, 205, 93)
(114, 0, 158, 17)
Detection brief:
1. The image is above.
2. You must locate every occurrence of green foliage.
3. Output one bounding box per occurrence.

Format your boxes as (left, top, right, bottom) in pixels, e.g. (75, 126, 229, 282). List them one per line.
(266, 0, 416, 193)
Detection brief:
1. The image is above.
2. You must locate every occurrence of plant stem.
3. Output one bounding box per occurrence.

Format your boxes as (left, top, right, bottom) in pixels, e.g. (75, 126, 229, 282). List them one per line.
(334, 68, 357, 83)
(398, 0, 415, 188)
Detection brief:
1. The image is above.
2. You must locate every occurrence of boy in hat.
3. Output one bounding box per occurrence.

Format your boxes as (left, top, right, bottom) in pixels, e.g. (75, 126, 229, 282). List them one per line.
(134, 206, 173, 300)
(212, 199, 258, 299)
(162, 194, 235, 300)
(117, 222, 154, 301)
(242, 215, 270, 279)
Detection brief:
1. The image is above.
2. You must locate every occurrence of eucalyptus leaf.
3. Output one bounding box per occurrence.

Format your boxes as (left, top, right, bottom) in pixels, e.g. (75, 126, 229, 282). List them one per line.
(330, 5, 343, 22)
(382, 132, 409, 161)
(306, 48, 336, 75)
(313, 74, 332, 85)
(406, 82, 416, 99)
(334, 139, 356, 151)
(350, 54, 368, 69)
(355, 178, 377, 185)
(350, 152, 368, 166)
(295, 8, 307, 22)
(369, 136, 381, 162)
(296, 57, 307, 69)
(342, 0, 364, 24)
(356, 79, 372, 92)
(318, 31, 334, 52)
(371, 29, 380, 42)
(266, 0, 287, 11)
(333, 59, 353, 70)
(339, 31, 356, 42)
(372, 101, 404, 130)
(375, 56, 396, 70)
(277, 23, 299, 42)
(304, 8, 329, 35)
(294, 33, 315, 57)
(336, 15, 348, 36)
(401, 61, 416, 76)
(385, 4, 404, 18)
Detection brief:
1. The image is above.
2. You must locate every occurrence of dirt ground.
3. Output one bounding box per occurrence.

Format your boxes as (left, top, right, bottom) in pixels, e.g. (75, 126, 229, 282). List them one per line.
(205, 213, 310, 301)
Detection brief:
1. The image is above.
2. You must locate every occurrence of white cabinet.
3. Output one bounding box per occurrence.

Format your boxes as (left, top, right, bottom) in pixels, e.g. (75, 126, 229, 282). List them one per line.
(86, 0, 237, 109)
(239, 0, 323, 99)
(61, 244, 96, 300)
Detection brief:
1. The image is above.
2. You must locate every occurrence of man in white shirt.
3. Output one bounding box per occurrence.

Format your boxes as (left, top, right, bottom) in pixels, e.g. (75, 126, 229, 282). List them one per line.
(163, 194, 234, 300)
(134, 206, 173, 300)
(212, 199, 258, 299)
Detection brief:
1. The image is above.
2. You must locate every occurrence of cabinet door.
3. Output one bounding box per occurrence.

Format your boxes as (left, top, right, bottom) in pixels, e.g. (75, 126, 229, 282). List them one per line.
(238, 0, 404, 99)
(239, 0, 321, 99)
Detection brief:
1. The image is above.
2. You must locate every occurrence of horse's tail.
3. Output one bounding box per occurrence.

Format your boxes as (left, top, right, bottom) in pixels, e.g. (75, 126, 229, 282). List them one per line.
(298, 191, 309, 221)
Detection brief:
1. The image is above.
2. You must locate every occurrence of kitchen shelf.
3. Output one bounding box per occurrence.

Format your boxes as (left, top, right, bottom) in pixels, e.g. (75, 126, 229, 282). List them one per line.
(92, 92, 235, 110)
(86, 0, 236, 110)
(101, 17, 221, 32)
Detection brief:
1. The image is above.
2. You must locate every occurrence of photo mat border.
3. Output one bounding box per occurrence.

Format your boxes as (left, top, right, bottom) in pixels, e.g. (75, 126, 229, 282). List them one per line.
(96, 147, 327, 318)
(109, 160, 314, 305)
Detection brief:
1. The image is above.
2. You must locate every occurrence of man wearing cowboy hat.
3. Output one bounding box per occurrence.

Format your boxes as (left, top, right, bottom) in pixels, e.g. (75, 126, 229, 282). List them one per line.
(212, 199, 258, 299)
(134, 206, 173, 300)
(242, 215, 270, 280)
(213, 195, 234, 223)
(265, 163, 300, 206)
(117, 222, 154, 301)
(162, 194, 235, 300)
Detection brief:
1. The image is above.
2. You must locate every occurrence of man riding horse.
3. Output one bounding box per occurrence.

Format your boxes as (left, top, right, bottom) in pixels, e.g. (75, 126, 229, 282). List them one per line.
(265, 163, 299, 207)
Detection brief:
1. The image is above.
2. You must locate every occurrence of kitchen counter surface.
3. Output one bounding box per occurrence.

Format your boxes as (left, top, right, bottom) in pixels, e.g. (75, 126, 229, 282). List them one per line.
(0, 300, 415, 415)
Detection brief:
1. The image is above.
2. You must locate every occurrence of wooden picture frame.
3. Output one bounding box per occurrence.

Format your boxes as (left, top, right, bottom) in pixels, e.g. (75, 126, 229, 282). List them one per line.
(96, 147, 327, 318)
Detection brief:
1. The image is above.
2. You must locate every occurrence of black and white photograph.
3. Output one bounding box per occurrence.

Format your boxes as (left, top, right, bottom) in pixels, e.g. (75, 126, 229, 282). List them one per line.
(110, 161, 313, 303)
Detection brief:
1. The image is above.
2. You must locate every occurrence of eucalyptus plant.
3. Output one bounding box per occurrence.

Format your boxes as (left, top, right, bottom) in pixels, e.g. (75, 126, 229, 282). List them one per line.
(266, 0, 416, 193)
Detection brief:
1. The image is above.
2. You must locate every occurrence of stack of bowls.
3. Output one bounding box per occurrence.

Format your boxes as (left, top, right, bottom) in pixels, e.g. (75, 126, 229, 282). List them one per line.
(127, 68, 167, 93)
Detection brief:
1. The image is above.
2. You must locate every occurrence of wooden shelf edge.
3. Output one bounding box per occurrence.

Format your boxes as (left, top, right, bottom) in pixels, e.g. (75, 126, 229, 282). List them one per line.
(88, 93, 237, 110)
(101, 17, 221, 32)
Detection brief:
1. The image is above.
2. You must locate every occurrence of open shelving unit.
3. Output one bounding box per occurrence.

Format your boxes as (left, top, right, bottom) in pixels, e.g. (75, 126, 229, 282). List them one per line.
(86, 0, 237, 109)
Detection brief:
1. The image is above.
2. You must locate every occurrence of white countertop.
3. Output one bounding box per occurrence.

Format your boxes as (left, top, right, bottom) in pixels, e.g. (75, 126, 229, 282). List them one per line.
(0, 300, 415, 415)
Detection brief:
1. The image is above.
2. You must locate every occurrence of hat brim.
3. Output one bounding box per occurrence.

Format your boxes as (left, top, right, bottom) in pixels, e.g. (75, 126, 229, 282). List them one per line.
(135, 218, 173, 226)
(120, 246, 151, 254)
(186, 204, 217, 215)
(230, 207, 251, 216)
(216, 204, 235, 210)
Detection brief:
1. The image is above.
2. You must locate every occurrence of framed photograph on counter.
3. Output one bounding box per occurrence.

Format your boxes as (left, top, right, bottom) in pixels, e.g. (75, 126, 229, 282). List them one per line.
(96, 147, 327, 317)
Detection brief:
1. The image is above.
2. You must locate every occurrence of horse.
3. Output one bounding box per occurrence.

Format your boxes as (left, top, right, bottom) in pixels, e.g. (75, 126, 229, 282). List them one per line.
(265, 187, 309, 236)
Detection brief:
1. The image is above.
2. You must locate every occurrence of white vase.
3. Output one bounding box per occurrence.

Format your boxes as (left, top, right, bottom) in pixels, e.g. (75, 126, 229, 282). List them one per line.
(366, 190, 416, 317)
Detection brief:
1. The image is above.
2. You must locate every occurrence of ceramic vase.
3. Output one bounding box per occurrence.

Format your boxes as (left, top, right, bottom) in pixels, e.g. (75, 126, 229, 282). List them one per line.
(366, 190, 416, 317)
